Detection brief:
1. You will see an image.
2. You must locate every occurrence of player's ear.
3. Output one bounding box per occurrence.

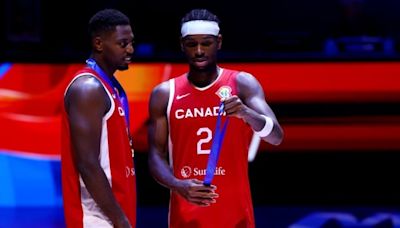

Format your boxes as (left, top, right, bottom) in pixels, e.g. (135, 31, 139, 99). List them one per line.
(94, 36, 103, 52)
(217, 34, 222, 50)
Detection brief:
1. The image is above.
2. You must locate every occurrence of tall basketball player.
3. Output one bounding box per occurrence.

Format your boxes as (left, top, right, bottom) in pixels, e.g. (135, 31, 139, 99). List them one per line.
(61, 9, 136, 228)
(148, 8, 284, 228)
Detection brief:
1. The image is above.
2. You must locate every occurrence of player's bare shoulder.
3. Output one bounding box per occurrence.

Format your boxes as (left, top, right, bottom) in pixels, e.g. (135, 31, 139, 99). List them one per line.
(151, 81, 170, 96)
(150, 81, 170, 102)
(236, 71, 263, 97)
(149, 81, 171, 114)
(237, 71, 260, 87)
(67, 75, 105, 95)
(65, 74, 109, 110)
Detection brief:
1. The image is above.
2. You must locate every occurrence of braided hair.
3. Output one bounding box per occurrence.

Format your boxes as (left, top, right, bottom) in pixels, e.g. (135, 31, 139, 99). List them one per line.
(181, 9, 220, 25)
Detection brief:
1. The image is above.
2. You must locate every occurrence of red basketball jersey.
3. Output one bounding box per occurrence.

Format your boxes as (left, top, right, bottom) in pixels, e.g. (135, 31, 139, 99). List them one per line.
(168, 68, 255, 228)
(61, 68, 136, 228)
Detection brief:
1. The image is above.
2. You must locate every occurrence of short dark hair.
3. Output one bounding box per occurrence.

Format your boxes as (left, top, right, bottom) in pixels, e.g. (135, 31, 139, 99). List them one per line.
(88, 9, 130, 38)
(181, 9, 220, 25)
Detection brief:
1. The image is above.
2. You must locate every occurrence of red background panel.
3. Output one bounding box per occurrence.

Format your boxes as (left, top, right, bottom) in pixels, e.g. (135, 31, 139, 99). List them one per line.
(1, 62, 399, 155)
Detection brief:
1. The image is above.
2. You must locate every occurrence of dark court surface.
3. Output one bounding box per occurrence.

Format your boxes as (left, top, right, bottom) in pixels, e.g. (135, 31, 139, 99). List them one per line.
(1, 206, 399, 228)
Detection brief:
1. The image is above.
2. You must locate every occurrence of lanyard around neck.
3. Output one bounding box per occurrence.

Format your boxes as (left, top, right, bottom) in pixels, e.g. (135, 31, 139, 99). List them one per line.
(86, 58, 130, 126)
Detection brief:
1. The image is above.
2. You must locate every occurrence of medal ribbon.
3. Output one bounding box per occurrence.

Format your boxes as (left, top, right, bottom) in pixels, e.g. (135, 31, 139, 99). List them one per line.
(86, 58, 134, 157)
(86, 58, 130, 126)
(204, 102, 229, 186)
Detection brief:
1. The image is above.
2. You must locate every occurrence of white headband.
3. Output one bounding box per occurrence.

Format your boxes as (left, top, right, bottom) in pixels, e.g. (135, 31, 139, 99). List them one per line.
(181, 20, 220, 37)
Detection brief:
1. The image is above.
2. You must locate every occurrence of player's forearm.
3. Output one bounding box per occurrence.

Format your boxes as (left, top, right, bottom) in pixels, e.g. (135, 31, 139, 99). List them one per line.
(148, 150, 181, 191)
(241, 106, 267, 131)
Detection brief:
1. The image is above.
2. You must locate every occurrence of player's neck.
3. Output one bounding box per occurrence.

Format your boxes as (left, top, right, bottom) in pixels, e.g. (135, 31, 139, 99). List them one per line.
(90, 55, 115, 78)
(188, 66, 220, 88)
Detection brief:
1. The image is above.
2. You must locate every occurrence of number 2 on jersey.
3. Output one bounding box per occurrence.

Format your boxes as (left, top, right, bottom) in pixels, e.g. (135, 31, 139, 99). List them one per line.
(196, 127, 212, 155)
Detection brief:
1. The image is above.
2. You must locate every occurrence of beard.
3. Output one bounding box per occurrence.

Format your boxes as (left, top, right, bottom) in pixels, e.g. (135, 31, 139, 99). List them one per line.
(117, 64, 129, 71)
(190, 62, 212, 72)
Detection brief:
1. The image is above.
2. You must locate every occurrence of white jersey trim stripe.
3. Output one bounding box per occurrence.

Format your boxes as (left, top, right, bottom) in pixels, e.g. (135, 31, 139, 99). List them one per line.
(64, 72, 115, 120)
(192, 67, 224, 91)
(167, 79, 175, 169)
(167, 79, 175, 228)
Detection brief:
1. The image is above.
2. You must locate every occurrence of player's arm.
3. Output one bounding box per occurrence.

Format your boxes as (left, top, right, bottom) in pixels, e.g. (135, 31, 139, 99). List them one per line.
(65, 76, 131, 228)
(148, 81, 218, 206)
(223, 72, 284, 145)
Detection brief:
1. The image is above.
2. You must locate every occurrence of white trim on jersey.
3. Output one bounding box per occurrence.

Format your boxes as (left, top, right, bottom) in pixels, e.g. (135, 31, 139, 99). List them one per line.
(192, 67, 224, 91)
(83, 214, 113, 227)
(167, 79, 176, 227)
(79, 119, 114, 228)
(248, 133, 261, 162)
(64, 73, 116, 120)
(167, 79, 175, 169)
(100, 117, 112, 184)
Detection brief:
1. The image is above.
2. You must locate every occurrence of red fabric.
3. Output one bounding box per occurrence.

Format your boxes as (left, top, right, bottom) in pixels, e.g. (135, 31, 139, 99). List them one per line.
(61, 68, 136, 227)
(168, 69, 255, 228)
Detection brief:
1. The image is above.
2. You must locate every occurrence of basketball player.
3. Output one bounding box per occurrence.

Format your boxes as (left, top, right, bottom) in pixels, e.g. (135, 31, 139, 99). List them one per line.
(148, 8, 284, 228)
(61, 9, 136, 228)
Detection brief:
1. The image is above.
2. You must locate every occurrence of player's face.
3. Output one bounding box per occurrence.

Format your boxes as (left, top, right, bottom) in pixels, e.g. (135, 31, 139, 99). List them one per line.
(181, 34, 221, 71)
(102, 25, 134, 71)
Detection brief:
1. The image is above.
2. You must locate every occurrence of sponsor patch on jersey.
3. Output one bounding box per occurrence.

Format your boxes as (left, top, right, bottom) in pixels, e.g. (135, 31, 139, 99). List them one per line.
(216, 86, 232, 99)
(181, 166, 192, 178)
(180, 166, 226, 178)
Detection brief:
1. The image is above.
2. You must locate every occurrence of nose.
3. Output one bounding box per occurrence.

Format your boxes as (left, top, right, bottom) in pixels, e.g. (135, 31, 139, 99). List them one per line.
(195, 44, 204, 56)
(127, 43, 134, 54)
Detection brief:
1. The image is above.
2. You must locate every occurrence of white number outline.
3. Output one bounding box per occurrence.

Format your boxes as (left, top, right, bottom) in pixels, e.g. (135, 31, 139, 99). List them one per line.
(196, 127, 212, 155)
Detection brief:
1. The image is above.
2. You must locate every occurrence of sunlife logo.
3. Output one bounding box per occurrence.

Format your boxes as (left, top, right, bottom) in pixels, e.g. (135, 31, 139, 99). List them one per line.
(180, 166, 192, 178)
(180, 166, 226, 178)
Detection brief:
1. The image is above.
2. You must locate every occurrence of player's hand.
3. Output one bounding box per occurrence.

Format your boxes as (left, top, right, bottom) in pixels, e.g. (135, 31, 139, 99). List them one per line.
(175, 179, 218, 206)
(222, 95, 248, 119)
